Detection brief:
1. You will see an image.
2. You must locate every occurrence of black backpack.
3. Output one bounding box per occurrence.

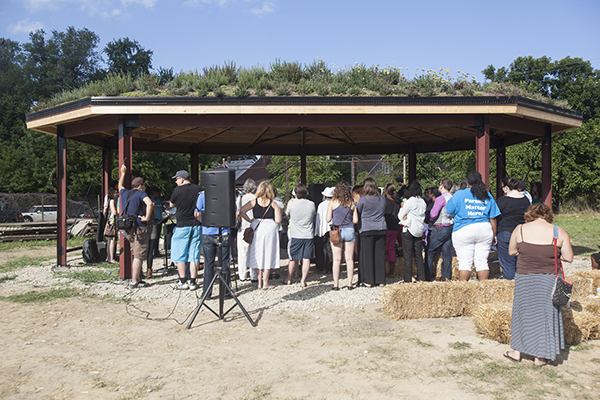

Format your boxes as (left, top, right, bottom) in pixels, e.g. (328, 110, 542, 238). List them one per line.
(82, 239, 100, 263)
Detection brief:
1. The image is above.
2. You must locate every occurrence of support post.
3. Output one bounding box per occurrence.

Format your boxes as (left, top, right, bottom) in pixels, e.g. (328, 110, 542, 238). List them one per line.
(476, 115, 491, 188)
(351, 156, 355, 187)
(57, 126, 67, 267)
(541, 124, 552, 207)
(408, 146, 417, 184)
(496, 140, 506, 199)
(102, 147, 112, 198)
(118, 117, 133, 279)
(190, 148, 199, 184)
(300, 149, 307, 186)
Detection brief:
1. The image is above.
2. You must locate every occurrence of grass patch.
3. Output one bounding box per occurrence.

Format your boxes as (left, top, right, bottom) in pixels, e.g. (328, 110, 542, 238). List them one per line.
(63, 269, 118, 282)
(408, 337, 434, 347)
(0, 275, 17, 283)
(569, 342, 594, 352)
(0, 237, 87, 252)
(0, 288, 79, 303)
(450, 341, 472, 350)
(554, 213, 600, 256)
(239, 385, 272, 400)
(0, 256, 53, 273)
(590, 358, 600, 364)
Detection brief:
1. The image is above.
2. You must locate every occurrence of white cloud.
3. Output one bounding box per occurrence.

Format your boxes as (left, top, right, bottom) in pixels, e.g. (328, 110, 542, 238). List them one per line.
(184, 0, 233, 6)
(8, 19, 45, 34)
(23, 0, 57, 11)
(120, 0, 158, 8)
(251, 1, 275, 17)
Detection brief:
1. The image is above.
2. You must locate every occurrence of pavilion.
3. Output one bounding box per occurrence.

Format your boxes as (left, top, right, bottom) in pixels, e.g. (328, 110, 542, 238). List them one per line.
(26, 95, 583, 275)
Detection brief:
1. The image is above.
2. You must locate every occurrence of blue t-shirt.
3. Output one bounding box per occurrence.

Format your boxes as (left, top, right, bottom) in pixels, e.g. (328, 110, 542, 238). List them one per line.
(446, 188, 500, 232)
(119, 188, 149, 227)
(196, 192, 230, 235)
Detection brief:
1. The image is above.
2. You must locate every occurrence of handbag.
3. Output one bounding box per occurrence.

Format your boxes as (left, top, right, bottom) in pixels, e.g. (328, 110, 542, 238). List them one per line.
(116, 190, 142, 231)
(243, 200, 272, 244)
(329, 206, 352, 244)
(104, 220, 115, 236)
(552, 225, 572, 307)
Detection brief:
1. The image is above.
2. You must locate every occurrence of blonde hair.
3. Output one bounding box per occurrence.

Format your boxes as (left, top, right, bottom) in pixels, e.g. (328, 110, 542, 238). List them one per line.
(255, 181, 275, 200)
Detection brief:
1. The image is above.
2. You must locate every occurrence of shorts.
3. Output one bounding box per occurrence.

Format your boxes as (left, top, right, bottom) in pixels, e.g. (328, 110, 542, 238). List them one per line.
(127, 225, 149, 261)
(170, 225, 202, 263)
(289, 238, 315, 260)
(338, 227, 355, 243)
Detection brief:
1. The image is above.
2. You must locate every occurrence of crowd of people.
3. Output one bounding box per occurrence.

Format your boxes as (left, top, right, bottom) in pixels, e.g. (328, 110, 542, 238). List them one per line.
(107, 166, 576, 366)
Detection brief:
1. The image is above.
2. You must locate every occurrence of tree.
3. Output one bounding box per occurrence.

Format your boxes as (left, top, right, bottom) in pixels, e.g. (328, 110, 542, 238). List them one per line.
(104, 38, 153, 78)
(22, 27, 102, 104)
(483, 56, 600, 209)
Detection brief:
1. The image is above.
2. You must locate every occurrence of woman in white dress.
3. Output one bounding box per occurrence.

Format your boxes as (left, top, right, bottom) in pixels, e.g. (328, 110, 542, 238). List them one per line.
(240, 181, 282, 289)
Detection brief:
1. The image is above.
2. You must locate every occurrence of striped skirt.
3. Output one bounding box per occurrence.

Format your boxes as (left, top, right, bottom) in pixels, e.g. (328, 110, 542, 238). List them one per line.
(510, 273, 564, 360)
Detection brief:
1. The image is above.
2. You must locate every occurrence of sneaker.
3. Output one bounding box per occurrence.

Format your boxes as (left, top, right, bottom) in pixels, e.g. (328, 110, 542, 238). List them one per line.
(188, 281, 198, 291)
(130, 280, 146, 289)
(172, 281, 189, 290)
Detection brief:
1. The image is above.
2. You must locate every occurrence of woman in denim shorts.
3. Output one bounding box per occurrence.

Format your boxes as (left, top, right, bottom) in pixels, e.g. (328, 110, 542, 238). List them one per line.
(326, 182, 359, 290)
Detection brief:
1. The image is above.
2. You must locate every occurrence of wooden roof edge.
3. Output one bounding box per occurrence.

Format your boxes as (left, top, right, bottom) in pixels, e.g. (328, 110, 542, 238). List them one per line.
(26, 95, 583, 123)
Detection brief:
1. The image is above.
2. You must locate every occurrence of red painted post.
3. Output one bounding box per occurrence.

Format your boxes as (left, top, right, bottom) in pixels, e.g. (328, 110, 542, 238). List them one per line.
(476, 116, 490, 188)
(190, 150, 199, 184)
(496, 143, 506, 199)
(57, 126, 67, 267)
(408, 146, 416, 184)
(118, 117, 133, 279)
(541, 124, 552, 207)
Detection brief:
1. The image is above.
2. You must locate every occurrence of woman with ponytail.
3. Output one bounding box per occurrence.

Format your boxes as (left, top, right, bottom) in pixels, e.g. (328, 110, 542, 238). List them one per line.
(446, 171, 501, 281)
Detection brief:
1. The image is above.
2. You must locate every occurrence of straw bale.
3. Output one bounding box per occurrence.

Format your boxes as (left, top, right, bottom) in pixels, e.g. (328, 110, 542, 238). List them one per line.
(383, 281, 471, 319)
(567, 270, 600, 297)
(566, 275, 593, 299)
(472, 298, 600, 345)
(472, 302, 512, 344)
(382, 279, 514, 320)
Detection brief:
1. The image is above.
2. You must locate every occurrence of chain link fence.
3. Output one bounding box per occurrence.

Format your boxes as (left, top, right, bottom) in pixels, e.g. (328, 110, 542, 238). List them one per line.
(0, 193, 98, 220)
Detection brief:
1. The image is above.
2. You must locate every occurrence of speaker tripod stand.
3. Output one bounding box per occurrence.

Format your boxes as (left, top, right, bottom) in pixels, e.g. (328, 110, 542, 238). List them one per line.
(187, 228, 256, 328)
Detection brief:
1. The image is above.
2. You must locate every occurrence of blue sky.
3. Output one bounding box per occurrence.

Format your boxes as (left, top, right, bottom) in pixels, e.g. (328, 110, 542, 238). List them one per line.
(2, 0, 599, 82)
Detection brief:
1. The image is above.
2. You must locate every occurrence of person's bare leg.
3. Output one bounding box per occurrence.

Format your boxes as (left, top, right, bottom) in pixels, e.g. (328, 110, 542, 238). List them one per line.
(286, 260, 297, 284)
(331, 242, 342, 288)
(256, 268, 263, 288)
(345, 241, 355, 287)
(190, 262, 198, 279)
(477, 270, 490, 281)
(176, 262, 188, 280)
(262, 269, 270, 288)
(300, 258, 310, 287)
(459, 270, 471, 281)
(106, 238, 115, 262)
(132, 258, 143, 284)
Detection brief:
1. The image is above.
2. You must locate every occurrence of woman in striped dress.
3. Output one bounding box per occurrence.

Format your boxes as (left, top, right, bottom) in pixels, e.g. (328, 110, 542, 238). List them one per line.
(503, 204, 573, 366)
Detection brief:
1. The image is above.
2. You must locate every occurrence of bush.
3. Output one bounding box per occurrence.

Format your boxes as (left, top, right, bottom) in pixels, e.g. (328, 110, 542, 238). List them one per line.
(213, 87, 226, 97)
(295, 79, 314, 95)
(275, 84, 292, 96)
(270, 58, 304, 84)
(255, 88, 266, 97)
(347, 86, 362, 96)
(234, 85, 250, 98)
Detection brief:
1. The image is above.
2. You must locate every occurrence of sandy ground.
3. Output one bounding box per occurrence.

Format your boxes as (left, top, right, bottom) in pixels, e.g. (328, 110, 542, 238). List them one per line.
(0, 246, 599, 400)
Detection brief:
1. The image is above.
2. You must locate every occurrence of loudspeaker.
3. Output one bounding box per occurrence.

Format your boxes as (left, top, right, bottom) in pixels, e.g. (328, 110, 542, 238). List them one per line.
(201, 169, 236, 227)
(308, 183, 325, 206)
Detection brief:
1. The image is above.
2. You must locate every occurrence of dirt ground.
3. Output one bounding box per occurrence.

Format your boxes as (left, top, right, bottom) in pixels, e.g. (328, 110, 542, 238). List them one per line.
(0, 246, 599, 400)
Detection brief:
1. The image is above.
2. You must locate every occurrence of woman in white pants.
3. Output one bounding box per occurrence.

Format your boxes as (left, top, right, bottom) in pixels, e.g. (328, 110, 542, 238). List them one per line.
(236, 179, 256, 281)
(446, 171, 501, 281)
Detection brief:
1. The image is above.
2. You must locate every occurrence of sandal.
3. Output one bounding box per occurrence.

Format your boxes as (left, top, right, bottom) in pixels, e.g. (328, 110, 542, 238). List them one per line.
(503, 351, 521, 362)
(331, 286, 340, 291)
(534, 358, 548, 367)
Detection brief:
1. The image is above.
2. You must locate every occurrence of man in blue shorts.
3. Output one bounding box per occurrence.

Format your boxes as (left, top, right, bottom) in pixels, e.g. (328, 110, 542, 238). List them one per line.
(169, 170, 202, 290)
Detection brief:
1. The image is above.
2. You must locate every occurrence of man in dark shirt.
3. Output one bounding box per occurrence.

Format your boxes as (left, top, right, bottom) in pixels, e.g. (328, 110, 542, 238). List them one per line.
(169, 170, 202, 290)
(118, 164, 154, 288)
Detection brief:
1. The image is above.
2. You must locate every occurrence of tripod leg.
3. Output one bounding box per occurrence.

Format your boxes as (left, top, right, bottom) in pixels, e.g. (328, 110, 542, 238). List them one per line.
(186, 270, 220, 328)
(218, 272, 257, 327)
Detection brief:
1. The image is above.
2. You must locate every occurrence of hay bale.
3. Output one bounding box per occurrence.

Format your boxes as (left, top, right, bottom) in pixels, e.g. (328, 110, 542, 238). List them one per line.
(382, 279, 514, 320)
(472, 302, 512, 344)
(472, 298, 600, 346)
(383, 281, 470, 319)
(567, 270, 600, 298)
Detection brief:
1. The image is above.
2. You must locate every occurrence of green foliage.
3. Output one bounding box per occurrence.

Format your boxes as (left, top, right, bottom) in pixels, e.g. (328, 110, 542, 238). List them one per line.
(274, 84, 292, 96)
(104, 37, 153, 78)
(234, 85, 250, 98)
(269, 58, 303, 84)
(0, 256, 53, 273)
(267, 156, 351, 201)
(203, 60, 238, 84)
(294, 79, 314, 95)
(0, 288, 79, 303)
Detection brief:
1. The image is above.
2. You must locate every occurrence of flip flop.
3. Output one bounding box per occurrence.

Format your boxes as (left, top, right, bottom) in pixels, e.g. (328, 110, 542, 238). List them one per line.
(503, 351, 521, 362)
(331, 286, 340, 291)
(262, 285, 275, 290)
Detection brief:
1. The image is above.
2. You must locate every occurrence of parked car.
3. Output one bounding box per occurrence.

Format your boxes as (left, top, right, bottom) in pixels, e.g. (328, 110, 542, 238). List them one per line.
(0, 203, 21, 223)
(21, 205, 58, 222)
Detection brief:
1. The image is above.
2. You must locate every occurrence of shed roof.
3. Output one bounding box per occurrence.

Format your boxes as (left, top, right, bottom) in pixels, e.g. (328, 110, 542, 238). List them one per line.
(26, 96, 583, 155)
